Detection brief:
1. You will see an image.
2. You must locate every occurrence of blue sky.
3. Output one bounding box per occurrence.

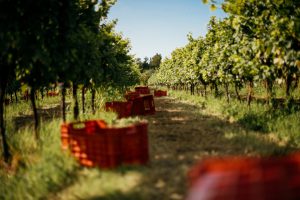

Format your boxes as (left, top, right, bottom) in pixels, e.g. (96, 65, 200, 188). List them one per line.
(107, 0, 227, 59)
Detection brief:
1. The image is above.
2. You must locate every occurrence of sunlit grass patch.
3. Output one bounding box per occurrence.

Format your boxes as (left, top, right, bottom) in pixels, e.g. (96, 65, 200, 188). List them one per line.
(55, 168, 143, 200)
(170, 89, 300, 155)
(0, 119, 78, 200)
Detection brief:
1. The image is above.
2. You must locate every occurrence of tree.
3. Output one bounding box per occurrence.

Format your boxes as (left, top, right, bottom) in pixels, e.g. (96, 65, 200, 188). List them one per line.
(0, 0, 23, 162)
(141, 57, 150, 71)
(149, 53, 162, 69)
(0, 0, 142, 163)
(150, 0, 300, 107)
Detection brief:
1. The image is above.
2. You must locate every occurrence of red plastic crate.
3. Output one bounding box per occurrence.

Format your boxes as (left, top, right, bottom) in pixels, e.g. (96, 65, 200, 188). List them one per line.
(61, 120, 105, 150)
(142, 95, 155, 115)
(186, 153, 300, 200)
(135, 86, 150, 95)
(130, 97, 144, 115)
(61, 120, 111, 168)
(60, 123, 70, 150)
(125, 91, 140, 101)
(105, 101, 133, 118)
(70, 131, 109, 167)
(61, 120, 149, 168)
(120, 122, 149, 165)
(102, 127, 122, 168)
(131, 95, 155, 116)
(154, 90, 167, 97)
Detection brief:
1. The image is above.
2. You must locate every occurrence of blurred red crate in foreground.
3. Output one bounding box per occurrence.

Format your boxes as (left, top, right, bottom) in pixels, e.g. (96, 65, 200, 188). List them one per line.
(154, 90, 167, 97)
(61, 120, 149, 168)
(135, 86, 150, 94)
(131, 95, 155, 115)
(187, 153, 300, 200)
(105, 101, 133, 118)
(124, 91, 140, 101)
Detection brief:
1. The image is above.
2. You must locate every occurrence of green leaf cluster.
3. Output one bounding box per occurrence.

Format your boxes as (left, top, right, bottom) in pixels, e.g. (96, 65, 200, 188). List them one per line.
(150, 0, 300, 99)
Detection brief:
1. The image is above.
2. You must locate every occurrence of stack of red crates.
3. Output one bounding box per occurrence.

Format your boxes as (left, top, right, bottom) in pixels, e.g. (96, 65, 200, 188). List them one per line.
(106, 86, 156, 117)
(61, 120, 149, 168)
(187, 153, 300, 200)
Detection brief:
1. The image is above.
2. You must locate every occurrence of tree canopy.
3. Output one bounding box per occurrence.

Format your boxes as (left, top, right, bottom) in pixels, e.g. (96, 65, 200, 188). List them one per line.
(150, 1, 300, 102)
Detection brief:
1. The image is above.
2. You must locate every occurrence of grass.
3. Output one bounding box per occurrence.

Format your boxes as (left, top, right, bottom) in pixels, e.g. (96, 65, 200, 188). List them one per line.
(0, 119, 77, 200)
(169, 89, 300, 155)
(52, 167, 145, 200)
(0, 87, 140, 200)
(1, 86, 299, 199)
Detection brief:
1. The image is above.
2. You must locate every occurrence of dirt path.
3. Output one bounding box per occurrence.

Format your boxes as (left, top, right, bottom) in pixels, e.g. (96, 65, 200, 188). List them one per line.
(53, 96, 280, 200)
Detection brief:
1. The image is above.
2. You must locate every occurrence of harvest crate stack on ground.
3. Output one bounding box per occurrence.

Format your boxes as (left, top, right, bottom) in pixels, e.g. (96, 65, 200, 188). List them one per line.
(61, 86, 163, 169)
(61, 120, 149, 168)
(105, 86, 156, 118)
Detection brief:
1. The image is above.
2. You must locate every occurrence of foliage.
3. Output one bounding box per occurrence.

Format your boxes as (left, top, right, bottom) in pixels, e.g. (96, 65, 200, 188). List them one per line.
(0, 0, 142, 160)
(137, 53, 162, 84)
(149, 53, 162, 69)
(0, 87, 140, 199)
(150, 1, 300, 103)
